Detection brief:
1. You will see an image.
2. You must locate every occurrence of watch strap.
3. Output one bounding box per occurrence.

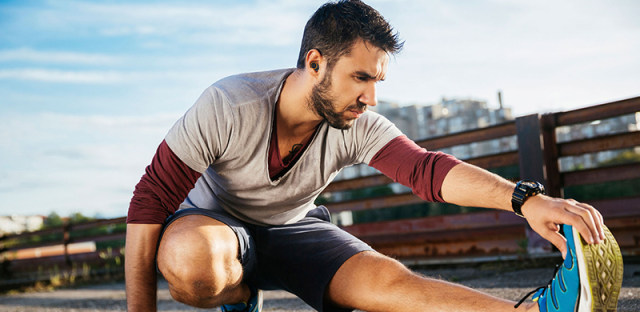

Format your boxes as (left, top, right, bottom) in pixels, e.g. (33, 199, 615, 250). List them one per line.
(511, 180, 545, 217)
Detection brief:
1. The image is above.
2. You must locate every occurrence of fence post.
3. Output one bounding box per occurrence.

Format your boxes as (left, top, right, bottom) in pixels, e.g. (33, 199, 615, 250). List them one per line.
(540, 113, 563, 198)
(63, 223, 71, 266)
(515, 114, 553, 254)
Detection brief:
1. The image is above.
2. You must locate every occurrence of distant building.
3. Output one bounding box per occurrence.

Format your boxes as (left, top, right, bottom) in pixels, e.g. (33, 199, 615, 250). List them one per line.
(336, 97, 515, 181)
(0, 215, 45, 235)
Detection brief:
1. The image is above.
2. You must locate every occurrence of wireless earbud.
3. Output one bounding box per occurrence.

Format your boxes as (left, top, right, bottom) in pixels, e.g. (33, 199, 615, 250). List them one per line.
(311, 62, 319, 72)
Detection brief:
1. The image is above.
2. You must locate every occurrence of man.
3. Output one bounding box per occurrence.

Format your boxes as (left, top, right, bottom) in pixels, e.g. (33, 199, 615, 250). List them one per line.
(125, 1, 623, 311)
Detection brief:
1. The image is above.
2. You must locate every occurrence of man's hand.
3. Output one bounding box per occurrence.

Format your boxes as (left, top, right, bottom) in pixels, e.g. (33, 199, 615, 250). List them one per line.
(521, 195, 606, 258)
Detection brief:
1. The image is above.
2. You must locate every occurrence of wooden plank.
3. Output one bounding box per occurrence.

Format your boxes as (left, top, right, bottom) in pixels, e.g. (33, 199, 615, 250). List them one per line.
(0, 227, 62, 243)
(326, 193, 422, 213)
(586, 196, 640, 218)
(558, 132, 640, 156)
(323, 152, 518, 194)
(70, 217, 127, 231)
(69, 232, 126, 244)
(375, 237, 524, 259)
(562, 163, 640, 187)
(342, 210, 524, 237)
(323, 174, 394, 193)
(605, 215, 640, 230)
(354, 225, 525, 246)
(415, 122, 517, 150)
(465, 151, 519, 169)
(556, 96, 640, 126)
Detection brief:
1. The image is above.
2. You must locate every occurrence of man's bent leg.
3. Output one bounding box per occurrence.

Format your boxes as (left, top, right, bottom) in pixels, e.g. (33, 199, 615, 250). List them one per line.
(157, 214, 249, 308)
(327, 251, 537, 312)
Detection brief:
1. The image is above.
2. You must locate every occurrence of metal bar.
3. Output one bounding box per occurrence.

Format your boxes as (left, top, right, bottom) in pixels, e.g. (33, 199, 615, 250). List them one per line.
(415, 122, 517, 150)
(562, 163, 640, 187)
(558, 131, 640, 156)
(556, 96, 640, 126)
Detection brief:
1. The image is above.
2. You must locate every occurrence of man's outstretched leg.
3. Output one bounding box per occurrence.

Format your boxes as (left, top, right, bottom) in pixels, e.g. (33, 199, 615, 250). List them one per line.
(327, 251, 537, 312)
(326, 224, 623, 312)
(156, 212, 260, 310)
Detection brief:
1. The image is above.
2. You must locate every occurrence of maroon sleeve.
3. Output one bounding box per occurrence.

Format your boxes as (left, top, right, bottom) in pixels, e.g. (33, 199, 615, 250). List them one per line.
(127, 140, 201, 224)
(369, 135, 462, 202)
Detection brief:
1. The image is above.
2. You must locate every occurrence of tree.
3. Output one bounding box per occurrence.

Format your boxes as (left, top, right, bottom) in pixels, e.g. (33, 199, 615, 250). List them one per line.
(42, 212, 64, 229)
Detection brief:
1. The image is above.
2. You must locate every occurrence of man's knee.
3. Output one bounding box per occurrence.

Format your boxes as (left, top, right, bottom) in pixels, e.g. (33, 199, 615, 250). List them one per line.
(156, 215, 243, 307)
(358, 252, 417, 289)
(328, 251, 418, 305)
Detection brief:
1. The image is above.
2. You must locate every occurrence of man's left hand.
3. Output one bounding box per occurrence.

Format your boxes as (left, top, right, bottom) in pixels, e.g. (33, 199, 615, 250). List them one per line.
(521, 195, 606, 258)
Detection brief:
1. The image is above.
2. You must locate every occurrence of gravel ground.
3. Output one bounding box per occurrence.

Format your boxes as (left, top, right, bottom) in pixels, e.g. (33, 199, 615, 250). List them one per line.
(1, 263, 638, 311)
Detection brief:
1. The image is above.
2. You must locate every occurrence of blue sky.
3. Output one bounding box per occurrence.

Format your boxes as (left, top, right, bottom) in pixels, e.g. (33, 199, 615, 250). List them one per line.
(1, 0, 639, 218)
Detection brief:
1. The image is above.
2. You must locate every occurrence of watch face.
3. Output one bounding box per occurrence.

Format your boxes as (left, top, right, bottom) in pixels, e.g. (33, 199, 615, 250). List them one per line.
(521, 181, 537, 188)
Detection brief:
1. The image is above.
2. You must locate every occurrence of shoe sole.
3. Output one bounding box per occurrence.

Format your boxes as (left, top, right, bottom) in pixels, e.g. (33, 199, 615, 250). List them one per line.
(254, 289, 263, 312)
(573, 225, 623, 312)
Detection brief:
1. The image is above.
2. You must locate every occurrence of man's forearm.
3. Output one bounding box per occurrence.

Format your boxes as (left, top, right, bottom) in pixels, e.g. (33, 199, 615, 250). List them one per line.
(125, 223, 163, 311)
(440, 162, 515, 211)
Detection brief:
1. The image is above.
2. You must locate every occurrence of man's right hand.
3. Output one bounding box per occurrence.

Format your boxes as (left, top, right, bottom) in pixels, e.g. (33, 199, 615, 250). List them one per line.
(125, 223, 163, 311)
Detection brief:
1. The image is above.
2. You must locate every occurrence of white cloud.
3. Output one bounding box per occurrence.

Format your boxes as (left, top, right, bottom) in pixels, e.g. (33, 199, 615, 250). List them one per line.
(0, 112, 181, 218)
(373, 0, 640, 115)
(0, 68, 230, 84)
(0, 48, 121, 65)
(27, 0, 316, 47)
(0, 69, 125, 83)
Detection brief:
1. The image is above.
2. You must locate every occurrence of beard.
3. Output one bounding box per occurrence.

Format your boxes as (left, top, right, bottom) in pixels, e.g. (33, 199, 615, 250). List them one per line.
(309, 72, 366, 130)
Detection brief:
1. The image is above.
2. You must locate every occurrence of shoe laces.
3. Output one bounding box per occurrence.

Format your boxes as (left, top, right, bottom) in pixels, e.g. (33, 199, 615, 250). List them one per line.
(514, 264, 560, 308)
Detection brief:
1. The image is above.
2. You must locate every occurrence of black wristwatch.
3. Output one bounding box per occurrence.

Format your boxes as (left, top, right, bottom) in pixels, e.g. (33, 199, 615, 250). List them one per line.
(511, 180, 545, 217)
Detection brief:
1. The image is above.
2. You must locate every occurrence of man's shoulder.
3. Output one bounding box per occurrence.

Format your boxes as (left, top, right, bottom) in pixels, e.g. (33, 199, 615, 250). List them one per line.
(211, 68, 294, 98)
(353, 110, 394, 129)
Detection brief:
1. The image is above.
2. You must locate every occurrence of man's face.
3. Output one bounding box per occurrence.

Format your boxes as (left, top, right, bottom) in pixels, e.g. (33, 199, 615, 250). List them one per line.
(309, 40, 389, 130)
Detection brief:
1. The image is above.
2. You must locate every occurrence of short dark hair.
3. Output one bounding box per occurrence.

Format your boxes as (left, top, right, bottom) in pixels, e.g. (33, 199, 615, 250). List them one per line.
(296, 0, 403, 69)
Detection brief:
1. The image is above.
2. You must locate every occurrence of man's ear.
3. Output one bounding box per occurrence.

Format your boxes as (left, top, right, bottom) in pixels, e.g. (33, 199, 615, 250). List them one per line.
(305, 49, 324, 77)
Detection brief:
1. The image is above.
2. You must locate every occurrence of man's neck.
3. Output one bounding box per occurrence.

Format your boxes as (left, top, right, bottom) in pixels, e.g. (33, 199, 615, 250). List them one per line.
(276, 69, 322, 138)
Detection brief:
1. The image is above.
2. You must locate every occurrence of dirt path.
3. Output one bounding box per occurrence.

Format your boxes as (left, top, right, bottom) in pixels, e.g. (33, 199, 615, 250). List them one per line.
(1, 264, 638, 311)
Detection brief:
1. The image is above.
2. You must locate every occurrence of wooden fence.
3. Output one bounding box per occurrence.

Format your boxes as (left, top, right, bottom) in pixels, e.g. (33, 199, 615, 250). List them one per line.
(1, 96, 639, 289)
(327, 96, 640, 264)
(0, 217, 126, 290)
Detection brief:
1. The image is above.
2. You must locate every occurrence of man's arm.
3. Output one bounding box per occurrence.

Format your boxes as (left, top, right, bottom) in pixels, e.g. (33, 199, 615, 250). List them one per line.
(126, 140, 202, 311)
(369, 135, 606, 257)
(125, 223, 163, 311)
(440, 162, 606, 257)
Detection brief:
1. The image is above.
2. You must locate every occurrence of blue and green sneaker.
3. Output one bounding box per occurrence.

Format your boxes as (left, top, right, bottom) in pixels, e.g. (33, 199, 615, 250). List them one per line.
(516, 224, 623, 311)
(220, 287, 263, 312)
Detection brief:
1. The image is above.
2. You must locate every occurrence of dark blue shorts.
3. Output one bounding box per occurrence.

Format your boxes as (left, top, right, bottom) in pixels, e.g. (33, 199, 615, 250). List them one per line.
(160, 206, 372, 312)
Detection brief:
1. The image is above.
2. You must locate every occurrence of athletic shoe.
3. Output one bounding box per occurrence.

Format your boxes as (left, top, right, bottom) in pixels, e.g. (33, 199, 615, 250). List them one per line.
(515, 224, 623, 311)
(220, 287, 263, 312)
